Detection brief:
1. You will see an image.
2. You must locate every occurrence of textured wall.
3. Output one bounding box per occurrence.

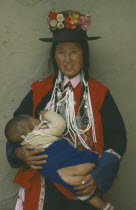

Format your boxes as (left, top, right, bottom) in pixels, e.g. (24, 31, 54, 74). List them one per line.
(0, 0, 135, 209)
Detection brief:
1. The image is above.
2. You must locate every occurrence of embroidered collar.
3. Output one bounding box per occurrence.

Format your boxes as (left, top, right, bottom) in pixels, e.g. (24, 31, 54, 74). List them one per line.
(63, 74, 81, 88)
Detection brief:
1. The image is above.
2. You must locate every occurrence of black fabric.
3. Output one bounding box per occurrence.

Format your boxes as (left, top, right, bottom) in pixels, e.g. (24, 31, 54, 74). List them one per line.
(100, 91, 127, 156)
(43, 179, 96, 210)
(35, 87, 54, 118)
(14, 90, 33, 117)
(39, 28, 100, 42)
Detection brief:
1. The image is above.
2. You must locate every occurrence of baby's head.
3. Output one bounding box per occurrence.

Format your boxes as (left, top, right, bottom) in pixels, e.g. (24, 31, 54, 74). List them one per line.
(5, 115, 40, 143)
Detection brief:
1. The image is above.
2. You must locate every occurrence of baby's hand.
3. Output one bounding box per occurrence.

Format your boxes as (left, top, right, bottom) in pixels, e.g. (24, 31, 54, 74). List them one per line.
(39, 110, 48, 120)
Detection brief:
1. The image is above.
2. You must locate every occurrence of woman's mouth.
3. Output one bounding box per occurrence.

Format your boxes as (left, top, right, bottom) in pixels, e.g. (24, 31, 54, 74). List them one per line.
(65, 65, 72, 69)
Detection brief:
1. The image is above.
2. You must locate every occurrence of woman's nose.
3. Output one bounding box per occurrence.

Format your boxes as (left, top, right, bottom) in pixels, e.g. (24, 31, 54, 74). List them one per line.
(65, 54, 71, 63)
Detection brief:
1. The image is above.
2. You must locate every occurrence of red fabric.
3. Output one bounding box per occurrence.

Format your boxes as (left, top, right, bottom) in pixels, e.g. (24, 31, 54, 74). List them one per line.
(14, 75, 108, 209)
(88, 78, 108, 155)
(23, 172, 41, 210)
(53, 182, 77, 199)
(13, 168, 41, 210)
(13, 168, 38, 189)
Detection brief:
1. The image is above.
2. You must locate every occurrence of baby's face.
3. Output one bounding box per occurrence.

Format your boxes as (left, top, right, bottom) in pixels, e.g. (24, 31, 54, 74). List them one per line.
(25, 116, 40, 132)
(29, 117, 40, 129)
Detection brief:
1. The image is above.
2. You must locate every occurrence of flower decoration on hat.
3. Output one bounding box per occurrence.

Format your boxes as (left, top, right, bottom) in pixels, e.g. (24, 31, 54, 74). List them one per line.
(48, 9, 92, 31)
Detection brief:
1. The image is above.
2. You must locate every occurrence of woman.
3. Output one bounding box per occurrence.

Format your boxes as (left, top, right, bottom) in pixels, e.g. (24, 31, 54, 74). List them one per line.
(6, 9, 127, 210)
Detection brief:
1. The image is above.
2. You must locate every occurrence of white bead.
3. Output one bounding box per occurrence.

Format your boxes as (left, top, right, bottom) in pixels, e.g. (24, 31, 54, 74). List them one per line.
(83, 93, 88, 100)
(57, 91, 62, 98)
(84, 104, 88, 109)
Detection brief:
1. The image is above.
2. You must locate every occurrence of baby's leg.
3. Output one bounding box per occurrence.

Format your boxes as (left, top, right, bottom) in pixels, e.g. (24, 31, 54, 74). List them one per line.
(87, 194, 107, 209)
(87, 195, 115, 210)
(58, 165, 114, 209)
(57, 162, 96, 186)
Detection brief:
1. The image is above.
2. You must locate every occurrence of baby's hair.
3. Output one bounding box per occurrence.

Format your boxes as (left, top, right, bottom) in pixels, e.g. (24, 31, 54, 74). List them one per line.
(5, 115, 32, 143)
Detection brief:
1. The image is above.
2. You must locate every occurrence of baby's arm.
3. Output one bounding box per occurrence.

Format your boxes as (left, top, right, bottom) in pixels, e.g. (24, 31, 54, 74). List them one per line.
(40, 110, 66, 136)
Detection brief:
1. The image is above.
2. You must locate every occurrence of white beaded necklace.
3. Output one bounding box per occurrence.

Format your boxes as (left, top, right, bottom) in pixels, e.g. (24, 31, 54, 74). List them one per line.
(46, 71, 97, 149)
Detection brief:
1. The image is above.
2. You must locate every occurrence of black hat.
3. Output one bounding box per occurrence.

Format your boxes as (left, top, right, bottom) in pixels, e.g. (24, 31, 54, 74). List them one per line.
(39, 10, 100, 42)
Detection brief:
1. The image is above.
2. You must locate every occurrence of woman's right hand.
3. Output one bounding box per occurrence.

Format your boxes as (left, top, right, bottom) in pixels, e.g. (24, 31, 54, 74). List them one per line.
(14, 144, 48, 170)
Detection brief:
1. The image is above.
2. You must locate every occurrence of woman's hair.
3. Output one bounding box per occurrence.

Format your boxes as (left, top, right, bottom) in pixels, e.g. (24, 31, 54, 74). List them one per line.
(49, 39, 90, 82)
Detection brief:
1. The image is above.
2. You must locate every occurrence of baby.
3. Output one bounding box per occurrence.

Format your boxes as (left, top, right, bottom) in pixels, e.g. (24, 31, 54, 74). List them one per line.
(5, 110, 114, 210)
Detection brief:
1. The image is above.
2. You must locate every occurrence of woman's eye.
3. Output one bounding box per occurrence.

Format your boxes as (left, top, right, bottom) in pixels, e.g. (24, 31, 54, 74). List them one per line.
(57, 50, 63, 54)
(72, 50, 78, 53)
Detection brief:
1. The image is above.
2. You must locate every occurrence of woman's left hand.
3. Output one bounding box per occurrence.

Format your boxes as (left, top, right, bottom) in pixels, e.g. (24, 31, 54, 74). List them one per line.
(73, 174, 97, 196)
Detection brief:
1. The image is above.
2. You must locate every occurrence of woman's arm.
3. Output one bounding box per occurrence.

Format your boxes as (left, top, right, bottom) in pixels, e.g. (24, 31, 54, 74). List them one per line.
(74, 91, 127, 194)
(6, 90, 48, 169)
(90, 91, 127, 193)
(101, 91, 127, 156)
(6, 90, 33, 167)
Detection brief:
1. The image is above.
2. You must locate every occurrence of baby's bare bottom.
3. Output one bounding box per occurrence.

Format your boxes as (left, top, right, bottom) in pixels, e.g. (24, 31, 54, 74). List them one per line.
(57, 163, 107, 209)
(57, 162, 95, 186)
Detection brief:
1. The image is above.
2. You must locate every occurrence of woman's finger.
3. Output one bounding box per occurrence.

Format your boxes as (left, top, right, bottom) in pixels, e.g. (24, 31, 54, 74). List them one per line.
(28, 159, 47, 166)
(73, 174, 97, 196)
(23, 144, 34, 151)
(81, 174, 92, 184)
(73, 182, 91, 191)
(30, 165, 43, 170)
(28, 153, 48, 160)
(75, 185, 97, 196)
(29, 149, 46, 156)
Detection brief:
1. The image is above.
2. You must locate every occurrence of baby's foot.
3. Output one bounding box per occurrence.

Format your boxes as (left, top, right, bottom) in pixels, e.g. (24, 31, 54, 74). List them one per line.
(103, 202, 115, 210)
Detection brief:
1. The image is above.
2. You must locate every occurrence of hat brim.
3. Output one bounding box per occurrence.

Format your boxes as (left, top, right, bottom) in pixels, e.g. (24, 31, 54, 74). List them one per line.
(39, 36, 101, 42)
(39, 29, 101, 42)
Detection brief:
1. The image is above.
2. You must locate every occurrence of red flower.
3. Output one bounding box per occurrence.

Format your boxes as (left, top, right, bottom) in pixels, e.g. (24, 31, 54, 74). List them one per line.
(65, 17, 70, 23)
(48, 11, 58, 20)
(65, 23, 72, 29)
(71, 24, 77, 29)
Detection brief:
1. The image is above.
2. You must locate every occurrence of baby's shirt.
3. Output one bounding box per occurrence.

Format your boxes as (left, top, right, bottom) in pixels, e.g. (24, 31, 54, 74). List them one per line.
(21, 110, 66, 149)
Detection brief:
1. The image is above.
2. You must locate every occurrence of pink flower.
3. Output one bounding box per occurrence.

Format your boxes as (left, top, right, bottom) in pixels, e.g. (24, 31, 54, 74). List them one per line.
(78, 16, 85, 25)
(81, 24, 88, 31)
(84, 15, 91, 26)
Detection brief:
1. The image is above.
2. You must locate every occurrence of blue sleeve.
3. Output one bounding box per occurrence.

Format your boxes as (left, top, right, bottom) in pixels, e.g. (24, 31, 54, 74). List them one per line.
(6, 141, 24, 168)
(89, 91, 127, 193)
(90, 152, 120, 193)
(6, 90, 33, 168)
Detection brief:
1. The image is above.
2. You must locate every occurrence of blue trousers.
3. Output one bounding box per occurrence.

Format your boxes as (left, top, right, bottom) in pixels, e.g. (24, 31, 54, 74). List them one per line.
(38, 139, 99, 198)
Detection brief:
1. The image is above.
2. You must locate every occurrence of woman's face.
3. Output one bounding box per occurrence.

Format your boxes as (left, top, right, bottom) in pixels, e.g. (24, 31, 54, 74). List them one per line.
(55, 42, 83, 78)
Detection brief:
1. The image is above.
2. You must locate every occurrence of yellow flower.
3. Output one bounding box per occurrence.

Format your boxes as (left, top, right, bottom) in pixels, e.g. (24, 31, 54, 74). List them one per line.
(54, 8, 58, 13)
(70, 17, 78, 24)
(73, 13, 79, 19)
(69, 12, 79, 24)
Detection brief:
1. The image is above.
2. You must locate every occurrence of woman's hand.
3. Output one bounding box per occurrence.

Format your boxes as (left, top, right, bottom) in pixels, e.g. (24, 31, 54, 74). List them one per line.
(73, 174, 97, 196)
(14, 144, 48, 170)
